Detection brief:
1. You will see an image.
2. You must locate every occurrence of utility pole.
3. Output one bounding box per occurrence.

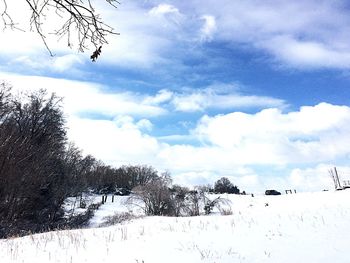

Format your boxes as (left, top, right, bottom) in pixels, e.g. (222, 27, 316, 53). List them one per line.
(334, 167, 341, 189)
(329, 169, 337, 189)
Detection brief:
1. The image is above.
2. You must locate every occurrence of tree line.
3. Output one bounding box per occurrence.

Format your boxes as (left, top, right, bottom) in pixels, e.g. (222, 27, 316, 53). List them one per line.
(0, 83, 242, 237)
(0, 84, 168, 237)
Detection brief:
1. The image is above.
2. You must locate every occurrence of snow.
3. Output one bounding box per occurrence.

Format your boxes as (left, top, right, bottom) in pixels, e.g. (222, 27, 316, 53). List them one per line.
(1, 190, 350, 263)
(88, 195, 137, 227)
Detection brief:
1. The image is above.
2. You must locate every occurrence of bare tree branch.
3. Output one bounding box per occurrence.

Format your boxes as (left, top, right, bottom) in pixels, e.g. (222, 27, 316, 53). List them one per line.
(0, 0, 119, 57)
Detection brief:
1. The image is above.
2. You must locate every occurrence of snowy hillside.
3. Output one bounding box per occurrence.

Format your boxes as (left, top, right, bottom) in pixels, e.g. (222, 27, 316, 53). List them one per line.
(1, 190, 350, 263)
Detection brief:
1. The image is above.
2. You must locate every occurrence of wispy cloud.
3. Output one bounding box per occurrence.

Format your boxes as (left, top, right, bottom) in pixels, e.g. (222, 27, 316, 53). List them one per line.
(149, 4, 180, 16)
(260, 35, 350, 69)
(98, 0, 350, 70)
(52, 55, 84, 72)
(170, 85, 286, 112)
(143, 89, 174, 105)
(199, 15, 216, 42)
(0, 73, 167, 118)
(188, 0, 350, 69)
(3, 0, 350, 71)
(142, 84, 287, 112)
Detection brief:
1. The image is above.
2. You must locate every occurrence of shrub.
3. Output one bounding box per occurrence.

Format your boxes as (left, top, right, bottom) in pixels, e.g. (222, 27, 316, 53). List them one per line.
(204, 196, 232, 215)
(128, 174, 173, 216)
(214, 177, 240, 194)
(220, 208, 233, 216)
(100, 212, 140, 227)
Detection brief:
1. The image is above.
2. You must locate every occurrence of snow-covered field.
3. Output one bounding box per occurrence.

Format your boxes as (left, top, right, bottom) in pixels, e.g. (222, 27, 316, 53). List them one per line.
(1, 190, 350, 263)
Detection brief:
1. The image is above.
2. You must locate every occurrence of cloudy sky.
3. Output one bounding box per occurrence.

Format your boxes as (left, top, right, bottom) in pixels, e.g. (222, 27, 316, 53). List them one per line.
(1, 0, 350, 192)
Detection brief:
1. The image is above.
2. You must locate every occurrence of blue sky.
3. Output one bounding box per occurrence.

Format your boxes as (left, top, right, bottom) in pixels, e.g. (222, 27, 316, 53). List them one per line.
(1, 0, 350, 192)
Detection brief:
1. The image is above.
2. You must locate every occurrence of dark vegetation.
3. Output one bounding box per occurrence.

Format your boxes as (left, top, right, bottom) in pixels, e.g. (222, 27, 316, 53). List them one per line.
(0, 83, 243, 238)
(214, 177, 240, 194)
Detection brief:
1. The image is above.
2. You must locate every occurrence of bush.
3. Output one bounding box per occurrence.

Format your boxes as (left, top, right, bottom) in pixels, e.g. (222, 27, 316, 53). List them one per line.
(220, 208, 233, 216)
(128, 174, 173, 216)
(100, 212, 140, 227)
(204, 196, 232, 215)
(128, 176, 234, 217)
(214, 177, 240, 194)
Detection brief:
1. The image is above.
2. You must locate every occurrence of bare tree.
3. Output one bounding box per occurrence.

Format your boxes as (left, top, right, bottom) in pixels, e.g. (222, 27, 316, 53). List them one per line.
(169, 185, 190, 217)
(116, 165, 160, 191)
(129, 179, 173, 216)
(0, 87, 67, 227)
(0, 0, 119, 57)
(128, 176, 232, 217)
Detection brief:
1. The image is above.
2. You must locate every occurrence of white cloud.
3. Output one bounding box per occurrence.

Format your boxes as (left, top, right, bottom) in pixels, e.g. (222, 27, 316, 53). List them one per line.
(143, 89, 173, 105)
(0, 29, 88, 74)
(1, 73, 350, 192)
(136, 119, 154, 131)
(0, 73, 167, 118)
(149, 4, 180, 16)
(194, 103, 350, 164)
(1, 1, 350, 194)
(67, 116, 161, 166)
(9, 55, 46, 70)
(148, 3, 184, 28)
(113, 102, 350, 190)
(171, 86, 286, 112)
(126, 0, 350, 70)
(62, 94, 349, 192)
(52, 54, 84, 72)
(200, 15, 216, 42)
(0, 1, 172, 69)
(0, 0, 90, 63)
(193, 0, 350, 69)
(171, 166, 268, 194)
(173, 92, 207, 112)
(261, 35, 350, 69)
(2, 0, 350, 70)
(0, 27, 47, 56)
(286, 164, 350, 192)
